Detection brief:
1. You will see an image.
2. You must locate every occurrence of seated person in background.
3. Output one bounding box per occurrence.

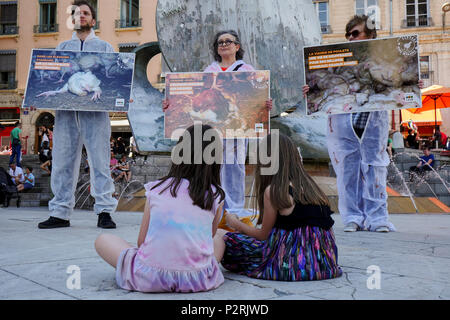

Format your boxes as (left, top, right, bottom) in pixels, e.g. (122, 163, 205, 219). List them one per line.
(406, 129, 418, 149)
(39, 141, 52, 163)
(431, 127, 446, 149)
(0, 146, 10, 155)
(110, 151, 121, 178)
(116, 137, 126, 157)
(40, 157, 52, 175)
(9, 163, 24, 185)
(17, 167, 35, 192)
(440, 131, 447, 149)
(115, 155, 131, 183)
(445, 137, 450, 150)
(409, 146, 435, 180)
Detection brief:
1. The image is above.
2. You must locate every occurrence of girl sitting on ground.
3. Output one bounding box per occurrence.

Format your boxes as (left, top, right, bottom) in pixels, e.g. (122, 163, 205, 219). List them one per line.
(95, 124, 225, 292)
(214, 133, 342, 281)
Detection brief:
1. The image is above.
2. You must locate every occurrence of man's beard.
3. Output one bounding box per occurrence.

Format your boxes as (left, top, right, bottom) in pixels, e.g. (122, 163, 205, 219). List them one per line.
(74, 23, 92, 32)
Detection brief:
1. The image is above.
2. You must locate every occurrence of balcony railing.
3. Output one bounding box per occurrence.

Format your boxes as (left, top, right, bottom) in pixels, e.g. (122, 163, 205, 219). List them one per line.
(320, 25, 332, 34)
(0, 24, 18, 35)
(33, 23, 58, 33)
(115, 18, 142, 29)
(402, 17, 434, 28)
(0, 81, 17, 90)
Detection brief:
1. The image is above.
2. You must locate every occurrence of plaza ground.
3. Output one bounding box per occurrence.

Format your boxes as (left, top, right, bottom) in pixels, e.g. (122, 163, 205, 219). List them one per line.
(1, 207, 449, 300)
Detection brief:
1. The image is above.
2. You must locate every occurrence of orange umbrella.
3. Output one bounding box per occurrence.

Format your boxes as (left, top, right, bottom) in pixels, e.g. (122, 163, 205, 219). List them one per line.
(409, 85, 450, 129)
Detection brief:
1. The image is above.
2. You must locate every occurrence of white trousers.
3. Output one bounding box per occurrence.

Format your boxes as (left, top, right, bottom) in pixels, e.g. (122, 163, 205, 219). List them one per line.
(49, 110, 117, 219)
(327, 111, 395, 231)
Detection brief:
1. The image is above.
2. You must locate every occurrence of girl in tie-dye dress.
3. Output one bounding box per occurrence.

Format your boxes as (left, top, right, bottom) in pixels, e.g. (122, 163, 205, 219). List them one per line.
(214, 133, 342, 281)
(95, 124, 225, 292)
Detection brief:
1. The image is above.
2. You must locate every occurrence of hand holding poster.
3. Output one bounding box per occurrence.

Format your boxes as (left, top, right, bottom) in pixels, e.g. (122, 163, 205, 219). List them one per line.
(303, 35, 422, 115)
(23, 49, 135, 112)
(164, 71, 270, 139)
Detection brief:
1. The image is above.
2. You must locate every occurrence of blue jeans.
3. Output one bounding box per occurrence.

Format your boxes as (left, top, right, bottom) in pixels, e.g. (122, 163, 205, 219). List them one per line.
(48, 110, 117, 220)
(9, 144, 21, 167)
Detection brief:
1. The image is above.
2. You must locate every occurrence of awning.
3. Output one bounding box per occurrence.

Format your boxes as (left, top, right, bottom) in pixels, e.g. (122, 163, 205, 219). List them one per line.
(111, 119, 129, 127)
(401, 108, 442, 127)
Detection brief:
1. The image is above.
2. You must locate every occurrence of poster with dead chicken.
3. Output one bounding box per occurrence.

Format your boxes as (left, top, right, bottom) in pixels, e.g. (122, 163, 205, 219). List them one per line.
(23, 49, 135, 112)
(164, 71, 270, 139)
(303, 35, 421, 115)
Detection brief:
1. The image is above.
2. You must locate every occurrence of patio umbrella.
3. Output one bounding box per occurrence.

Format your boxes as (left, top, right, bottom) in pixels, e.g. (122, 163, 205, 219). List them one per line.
(409, 85, 450, 127)
(408, 85, 450, 148)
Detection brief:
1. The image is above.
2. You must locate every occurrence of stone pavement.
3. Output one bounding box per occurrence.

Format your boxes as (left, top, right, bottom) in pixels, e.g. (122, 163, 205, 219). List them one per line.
(1, 207, 450, 300)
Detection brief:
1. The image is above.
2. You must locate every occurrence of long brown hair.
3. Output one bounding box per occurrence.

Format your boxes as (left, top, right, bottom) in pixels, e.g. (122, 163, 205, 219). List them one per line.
(252, 133, 330, 224)
(151, 124, 225, 211)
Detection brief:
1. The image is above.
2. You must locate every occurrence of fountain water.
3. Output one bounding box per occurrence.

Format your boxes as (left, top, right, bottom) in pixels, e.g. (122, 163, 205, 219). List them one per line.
(387, 161, 418, 213)
(388, 150, 450, 209)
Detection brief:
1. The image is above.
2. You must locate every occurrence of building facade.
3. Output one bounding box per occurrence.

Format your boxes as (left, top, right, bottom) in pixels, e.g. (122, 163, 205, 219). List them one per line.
(313, 0, 450, 132)
(0, 0, 160, 154)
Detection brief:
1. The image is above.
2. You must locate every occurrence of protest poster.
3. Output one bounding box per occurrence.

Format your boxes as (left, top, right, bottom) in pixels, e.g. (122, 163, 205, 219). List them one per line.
(303, 35, 421, 115)
(164, 71, 270, 139)
(23, 49, 135, 112)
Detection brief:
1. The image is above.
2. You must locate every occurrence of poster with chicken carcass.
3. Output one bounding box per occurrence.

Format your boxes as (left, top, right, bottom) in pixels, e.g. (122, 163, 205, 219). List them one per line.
(22, 49, 135, 112)
(303, 35, 421, 115)
(164, 71, 270, 139)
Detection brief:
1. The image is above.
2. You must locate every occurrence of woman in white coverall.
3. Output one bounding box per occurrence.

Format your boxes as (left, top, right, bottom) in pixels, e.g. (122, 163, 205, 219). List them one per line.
(164, 30, 272, 218)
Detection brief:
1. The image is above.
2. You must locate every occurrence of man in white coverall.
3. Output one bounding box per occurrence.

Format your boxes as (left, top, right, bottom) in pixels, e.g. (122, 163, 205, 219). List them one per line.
(38, 1, 117, 229)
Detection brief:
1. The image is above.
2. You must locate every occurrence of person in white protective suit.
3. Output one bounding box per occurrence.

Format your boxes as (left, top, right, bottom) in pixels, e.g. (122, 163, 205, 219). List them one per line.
(38, 1, 118, 229)
(163, 30, 272, 218)
(304, 15, 402, 232)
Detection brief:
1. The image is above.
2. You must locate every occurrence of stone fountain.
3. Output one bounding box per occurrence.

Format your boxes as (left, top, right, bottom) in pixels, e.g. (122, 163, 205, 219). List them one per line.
(127, 0, 329, 159)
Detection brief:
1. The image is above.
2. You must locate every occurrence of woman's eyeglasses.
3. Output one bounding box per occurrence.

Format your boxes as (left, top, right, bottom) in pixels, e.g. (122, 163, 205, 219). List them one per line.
(217, 39, 236, 47)
(345, 30, 362, 39)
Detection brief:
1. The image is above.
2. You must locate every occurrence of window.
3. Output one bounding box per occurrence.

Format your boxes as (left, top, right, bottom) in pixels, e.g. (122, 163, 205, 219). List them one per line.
(313, 1, 330, 33)
(420, 56, 430, 79)
(118, 0, 141, 28)
(355, 0, 380, 29)
(0, 108, 20, 121)
(36, 0, 57, 33)
(0, 50, 16, 90)
(0, 1, 18, 35)
(406, 0, 429, 27)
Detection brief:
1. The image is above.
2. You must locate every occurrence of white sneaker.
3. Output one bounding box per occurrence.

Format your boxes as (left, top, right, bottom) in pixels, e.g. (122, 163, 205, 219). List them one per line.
(375, 226, 390, 233)
(344, 222, 359, 232)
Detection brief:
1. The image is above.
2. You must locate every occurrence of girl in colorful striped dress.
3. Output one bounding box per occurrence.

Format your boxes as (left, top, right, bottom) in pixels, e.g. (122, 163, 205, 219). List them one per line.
(214, 133, 342, 281)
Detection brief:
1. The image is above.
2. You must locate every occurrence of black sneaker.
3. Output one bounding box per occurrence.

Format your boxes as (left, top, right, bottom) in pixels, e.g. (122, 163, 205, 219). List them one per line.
(97, 212, 116, 229)
(38, 216, 70, 229)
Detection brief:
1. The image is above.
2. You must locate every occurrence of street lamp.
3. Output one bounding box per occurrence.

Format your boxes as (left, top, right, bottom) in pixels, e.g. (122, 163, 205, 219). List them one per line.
(443, 2, 450, 33)
(443, 2, 450, 12)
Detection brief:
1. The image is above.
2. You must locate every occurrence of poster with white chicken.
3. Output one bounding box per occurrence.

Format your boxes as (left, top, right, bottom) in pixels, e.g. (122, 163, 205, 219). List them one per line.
(303, 35, 421, 115)
(22, 49, 135, 112)
(164, 71, 270, 139)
